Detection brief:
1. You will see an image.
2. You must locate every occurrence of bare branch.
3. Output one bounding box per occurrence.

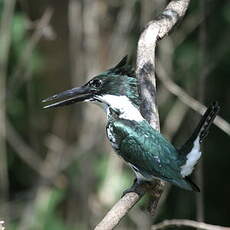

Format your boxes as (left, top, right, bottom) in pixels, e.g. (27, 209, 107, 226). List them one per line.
(157, 0, 191, 40)
(95, 193, 140, 230)
(94, 0, 191, 229)
(6, 119, 43, 174)
(136, 0, 190, 128)
(157, 62, 230, 136)
(162, 100, 188, 140)
(151, 219, 230, 230)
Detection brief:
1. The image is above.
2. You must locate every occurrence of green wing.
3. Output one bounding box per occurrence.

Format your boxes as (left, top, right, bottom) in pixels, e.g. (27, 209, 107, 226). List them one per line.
(111, 119, 183, 182)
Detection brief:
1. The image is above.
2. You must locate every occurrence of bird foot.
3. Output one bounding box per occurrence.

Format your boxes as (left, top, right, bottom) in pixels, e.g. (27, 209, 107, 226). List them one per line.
(122, 178, 147, 197)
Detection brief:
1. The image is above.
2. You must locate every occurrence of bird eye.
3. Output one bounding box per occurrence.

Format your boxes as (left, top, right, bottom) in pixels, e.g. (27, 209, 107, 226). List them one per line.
(89, 79, 102, 88)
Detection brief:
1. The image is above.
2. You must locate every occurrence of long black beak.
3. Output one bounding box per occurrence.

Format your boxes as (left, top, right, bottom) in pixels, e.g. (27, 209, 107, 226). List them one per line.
(42, 85, 93, 109)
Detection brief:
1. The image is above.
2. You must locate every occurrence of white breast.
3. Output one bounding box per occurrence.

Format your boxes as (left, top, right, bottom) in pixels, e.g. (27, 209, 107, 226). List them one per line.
(96, 95, 144, 122)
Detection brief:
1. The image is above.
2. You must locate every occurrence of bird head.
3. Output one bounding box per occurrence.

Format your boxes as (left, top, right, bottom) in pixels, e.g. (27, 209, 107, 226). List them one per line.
(42, 56, 140, 113)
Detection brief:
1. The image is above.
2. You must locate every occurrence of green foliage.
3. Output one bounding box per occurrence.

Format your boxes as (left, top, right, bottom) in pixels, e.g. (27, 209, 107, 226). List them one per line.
(34, 188, 66, 230)
(222, 2, 230, 23)
(11, 14, 27, 51)
(9, 188, 69, 230)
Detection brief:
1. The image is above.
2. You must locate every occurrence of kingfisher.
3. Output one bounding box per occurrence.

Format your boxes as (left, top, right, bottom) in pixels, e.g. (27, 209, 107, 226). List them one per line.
(42, 56, 219, 192)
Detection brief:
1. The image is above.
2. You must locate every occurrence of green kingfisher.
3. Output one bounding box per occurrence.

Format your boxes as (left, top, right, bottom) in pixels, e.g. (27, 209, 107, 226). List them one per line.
(42, 56, 219, 192)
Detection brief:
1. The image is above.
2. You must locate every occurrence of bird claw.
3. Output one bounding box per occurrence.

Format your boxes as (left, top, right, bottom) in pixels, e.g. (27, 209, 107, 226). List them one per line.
(121, 178, 146, 197)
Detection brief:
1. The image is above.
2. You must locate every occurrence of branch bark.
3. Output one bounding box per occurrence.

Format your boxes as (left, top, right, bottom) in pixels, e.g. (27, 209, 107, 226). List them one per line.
(151, 219, 230, 230)
(94, 0, 191, 229)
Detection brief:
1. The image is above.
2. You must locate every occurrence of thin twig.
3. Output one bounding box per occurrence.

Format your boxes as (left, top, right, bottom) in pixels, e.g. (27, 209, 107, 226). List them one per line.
(6, 119, 43, 173)
(8, 7, 53, 95)
(151, 219, 230, 230)
(157, 62, 230, 136)
(94, 1, 191, 229)
(2, 8, 53, 178)
(162, 100, 188, 140)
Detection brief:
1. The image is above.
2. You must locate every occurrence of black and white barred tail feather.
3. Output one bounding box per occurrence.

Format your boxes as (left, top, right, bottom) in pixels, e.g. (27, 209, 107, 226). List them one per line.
(179, 101, 220, 155)
(196, 101, 220, 143)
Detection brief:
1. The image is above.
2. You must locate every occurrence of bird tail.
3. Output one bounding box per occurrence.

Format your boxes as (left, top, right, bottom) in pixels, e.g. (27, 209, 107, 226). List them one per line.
(172, 176, 200, 192)
(179, 101, 220, 155)
(184, 176, 200, 192)
(179, 102, 219, 178)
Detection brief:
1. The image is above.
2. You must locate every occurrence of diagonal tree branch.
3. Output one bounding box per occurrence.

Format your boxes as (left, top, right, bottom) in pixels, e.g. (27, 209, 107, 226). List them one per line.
(8, 7, 53, 96)
(94, 0, 191, 229)
(6, 119, 43, 174)
(151, 219, 230, 230)
(157, 61, 230, 136)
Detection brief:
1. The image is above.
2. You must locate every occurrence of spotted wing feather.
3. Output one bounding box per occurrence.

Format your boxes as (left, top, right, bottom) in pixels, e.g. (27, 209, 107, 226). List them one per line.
(179, 101, 219, 155)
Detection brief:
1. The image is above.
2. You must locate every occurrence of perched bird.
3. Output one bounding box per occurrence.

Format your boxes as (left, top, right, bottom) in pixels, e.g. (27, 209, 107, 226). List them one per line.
(42, 56, 219, 192)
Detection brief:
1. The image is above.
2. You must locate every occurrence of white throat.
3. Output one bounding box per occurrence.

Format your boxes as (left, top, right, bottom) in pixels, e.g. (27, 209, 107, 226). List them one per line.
(96, 95, 143, 122)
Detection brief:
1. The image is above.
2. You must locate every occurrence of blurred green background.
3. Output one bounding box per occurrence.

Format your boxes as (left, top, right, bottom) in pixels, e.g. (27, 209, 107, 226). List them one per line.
(0, 0, 229, 229)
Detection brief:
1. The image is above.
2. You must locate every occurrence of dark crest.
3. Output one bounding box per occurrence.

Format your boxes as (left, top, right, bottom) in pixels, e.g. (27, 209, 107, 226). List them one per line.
(108, 56, 135, 78)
